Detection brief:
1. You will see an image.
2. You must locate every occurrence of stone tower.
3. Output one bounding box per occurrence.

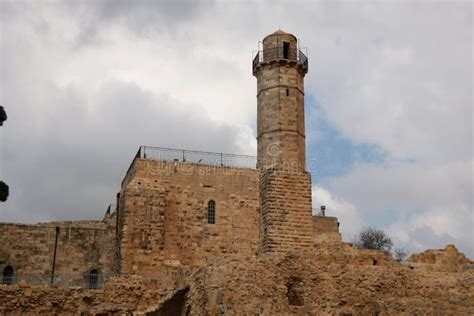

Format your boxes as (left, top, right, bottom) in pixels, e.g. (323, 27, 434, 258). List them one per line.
(253, 30, 314, 252)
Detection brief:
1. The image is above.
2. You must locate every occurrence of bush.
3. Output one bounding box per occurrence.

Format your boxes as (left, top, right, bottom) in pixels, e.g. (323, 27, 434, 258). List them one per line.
(0, 107, 9, 202)
(0, 181, 9, 202)
(352, 226, 393, 256)
(0, 106, 6, 126)
(394, 248, 409, 262)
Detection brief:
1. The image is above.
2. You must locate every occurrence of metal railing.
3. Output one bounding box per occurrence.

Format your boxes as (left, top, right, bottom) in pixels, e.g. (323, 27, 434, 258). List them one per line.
(313, 209, 326, 217)
(1, 273, 180, 290)
(1, 273, 122, 289)
(2, 276, 14, 285)
(252, 47, 308, 70)
(299, 50, 308, 69)
(136, 146, 258, 169)
(252, 52, 260, 69)
(106, 204, 116, 213)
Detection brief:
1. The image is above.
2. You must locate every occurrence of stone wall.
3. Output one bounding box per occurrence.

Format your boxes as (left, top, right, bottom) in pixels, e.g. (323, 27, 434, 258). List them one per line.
(186, 243, 474, 315)
(262, 31, 298, 61)
(260, 169, 314, 252)
(313, 216, 342, 243)
(2, 243, 472, 315)
(0, 214, 116, 285)
(0, 155, 341, 285)
(117, 159, 260, 277)
(407, 244, 473, 272)
(0, 273, 185, 315)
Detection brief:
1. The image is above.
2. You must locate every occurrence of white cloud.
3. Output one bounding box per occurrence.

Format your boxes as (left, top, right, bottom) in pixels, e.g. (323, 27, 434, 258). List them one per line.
(312, 186, 363, 240)
(387, 208, 473, 257)
(0, 1, 471, 258)
(303, 2, 472, 257)
(324, 160, 473, 257)
(308, 5, 472, 164)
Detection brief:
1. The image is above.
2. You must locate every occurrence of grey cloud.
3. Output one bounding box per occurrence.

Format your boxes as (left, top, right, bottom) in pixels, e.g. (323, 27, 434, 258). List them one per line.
(405, 226, 473, 259)
(0, 0, 243, 224)
(1, 0, 471, 261)
(1, 79, 242, 223)
(68, 0, 215, 47)
(324, 161, 473, 214)
(0, 0, 215, 48)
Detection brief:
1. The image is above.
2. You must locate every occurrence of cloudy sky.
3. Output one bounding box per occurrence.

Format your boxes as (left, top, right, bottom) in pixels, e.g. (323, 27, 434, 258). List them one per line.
(0, 0, 472, 257)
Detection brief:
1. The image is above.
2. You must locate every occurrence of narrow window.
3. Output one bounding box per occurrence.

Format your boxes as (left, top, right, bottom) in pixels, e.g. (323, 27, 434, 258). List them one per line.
(286, 88, 289, 96)
(283, 42, 290, 59)
(207, 200, 216, 224)
(2, 266, 14, 285)
(88, 269, 100, 289)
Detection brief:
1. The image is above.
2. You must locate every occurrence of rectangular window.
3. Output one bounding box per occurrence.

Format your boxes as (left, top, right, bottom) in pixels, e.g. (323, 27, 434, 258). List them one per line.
(283, 42, 290, 59)
(207, 201, 216, 224)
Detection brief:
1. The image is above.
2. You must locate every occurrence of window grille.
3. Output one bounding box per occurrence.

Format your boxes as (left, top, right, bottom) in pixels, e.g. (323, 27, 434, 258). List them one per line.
(87, 269, 100, 289)
(207, 200, 216, 224)
(2, 266, 14, 285)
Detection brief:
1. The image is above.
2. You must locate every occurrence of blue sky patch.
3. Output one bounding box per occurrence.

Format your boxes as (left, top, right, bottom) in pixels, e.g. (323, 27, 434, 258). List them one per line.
(305, 94, 387, 183)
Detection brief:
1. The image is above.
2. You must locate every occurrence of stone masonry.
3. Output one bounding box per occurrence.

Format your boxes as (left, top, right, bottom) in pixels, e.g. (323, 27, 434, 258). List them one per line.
(254, 30, 315, 253)
(0, 216, 116, 286)
(254, 31, 307, 171)
(0, 30, 339, 285)
(0, 29, 472, 315)
(1, 243, 472, 315)
(117, 159, 261, 277)
(259, 169, 314, 252)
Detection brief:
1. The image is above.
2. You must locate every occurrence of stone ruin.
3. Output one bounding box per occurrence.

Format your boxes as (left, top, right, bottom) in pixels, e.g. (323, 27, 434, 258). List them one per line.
(1, 30, 472, 315)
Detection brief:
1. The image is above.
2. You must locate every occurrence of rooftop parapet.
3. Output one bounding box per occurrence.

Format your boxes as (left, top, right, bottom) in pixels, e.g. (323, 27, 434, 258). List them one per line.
(252, 29, 308, 74)
(135, 146, 257, 169)
(252, 47, 308, 73)
(122, 146, 258, 186)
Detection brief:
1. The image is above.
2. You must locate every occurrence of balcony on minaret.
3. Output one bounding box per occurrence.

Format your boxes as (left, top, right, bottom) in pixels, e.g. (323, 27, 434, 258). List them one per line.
(252, 30, 308, 75)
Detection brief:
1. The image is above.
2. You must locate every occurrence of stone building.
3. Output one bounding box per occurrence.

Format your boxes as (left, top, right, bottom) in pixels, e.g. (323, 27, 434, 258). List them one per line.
(0, 30, 341, 287)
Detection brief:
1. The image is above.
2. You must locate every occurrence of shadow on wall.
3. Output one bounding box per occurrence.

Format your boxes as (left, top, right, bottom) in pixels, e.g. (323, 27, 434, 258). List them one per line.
(150, 287, 190, 316)
(2, 266, 14, 285)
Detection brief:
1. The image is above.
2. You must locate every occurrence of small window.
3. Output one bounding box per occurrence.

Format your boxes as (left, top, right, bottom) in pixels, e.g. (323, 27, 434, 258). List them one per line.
(207, 200, 216, 224)
(283, 42, 290, 59)
(3, 266, 14, 285)
(88, 269, 100, 289)
(286, 88, 289, 96)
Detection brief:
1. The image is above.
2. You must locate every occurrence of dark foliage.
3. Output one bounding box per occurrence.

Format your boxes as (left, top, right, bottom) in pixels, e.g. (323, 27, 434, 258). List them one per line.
(394, 248, 409, 262)
(0, 181, 9, 202)
(0, 106, 6, 126)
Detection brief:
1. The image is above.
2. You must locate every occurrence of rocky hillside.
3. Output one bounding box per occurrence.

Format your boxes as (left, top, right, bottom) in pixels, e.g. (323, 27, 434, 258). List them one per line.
(1, 243, 472, 315)
(185, 243, 473, 315)
(407, 244, 472, 272)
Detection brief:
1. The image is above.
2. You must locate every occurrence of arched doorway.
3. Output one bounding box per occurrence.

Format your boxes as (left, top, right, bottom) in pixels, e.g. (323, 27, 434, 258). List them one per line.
(3, 266, 14, 285)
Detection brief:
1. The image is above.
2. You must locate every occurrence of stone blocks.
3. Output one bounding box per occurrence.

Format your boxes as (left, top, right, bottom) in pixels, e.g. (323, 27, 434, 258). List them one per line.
(0, 217, 116, 281)
(117, 159, 261, 276)
(260, 169, 314, 253)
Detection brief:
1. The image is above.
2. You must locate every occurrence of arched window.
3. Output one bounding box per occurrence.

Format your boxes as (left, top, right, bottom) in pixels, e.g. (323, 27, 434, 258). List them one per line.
(88, 269, 100, 289)
(207, 200, 216, 224)
(3, 266, 14, 285)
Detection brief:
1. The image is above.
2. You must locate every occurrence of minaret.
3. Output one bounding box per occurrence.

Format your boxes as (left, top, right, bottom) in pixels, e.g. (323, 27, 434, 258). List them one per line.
(253, 30, 314, 252)
(253, 30, 308, 171)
